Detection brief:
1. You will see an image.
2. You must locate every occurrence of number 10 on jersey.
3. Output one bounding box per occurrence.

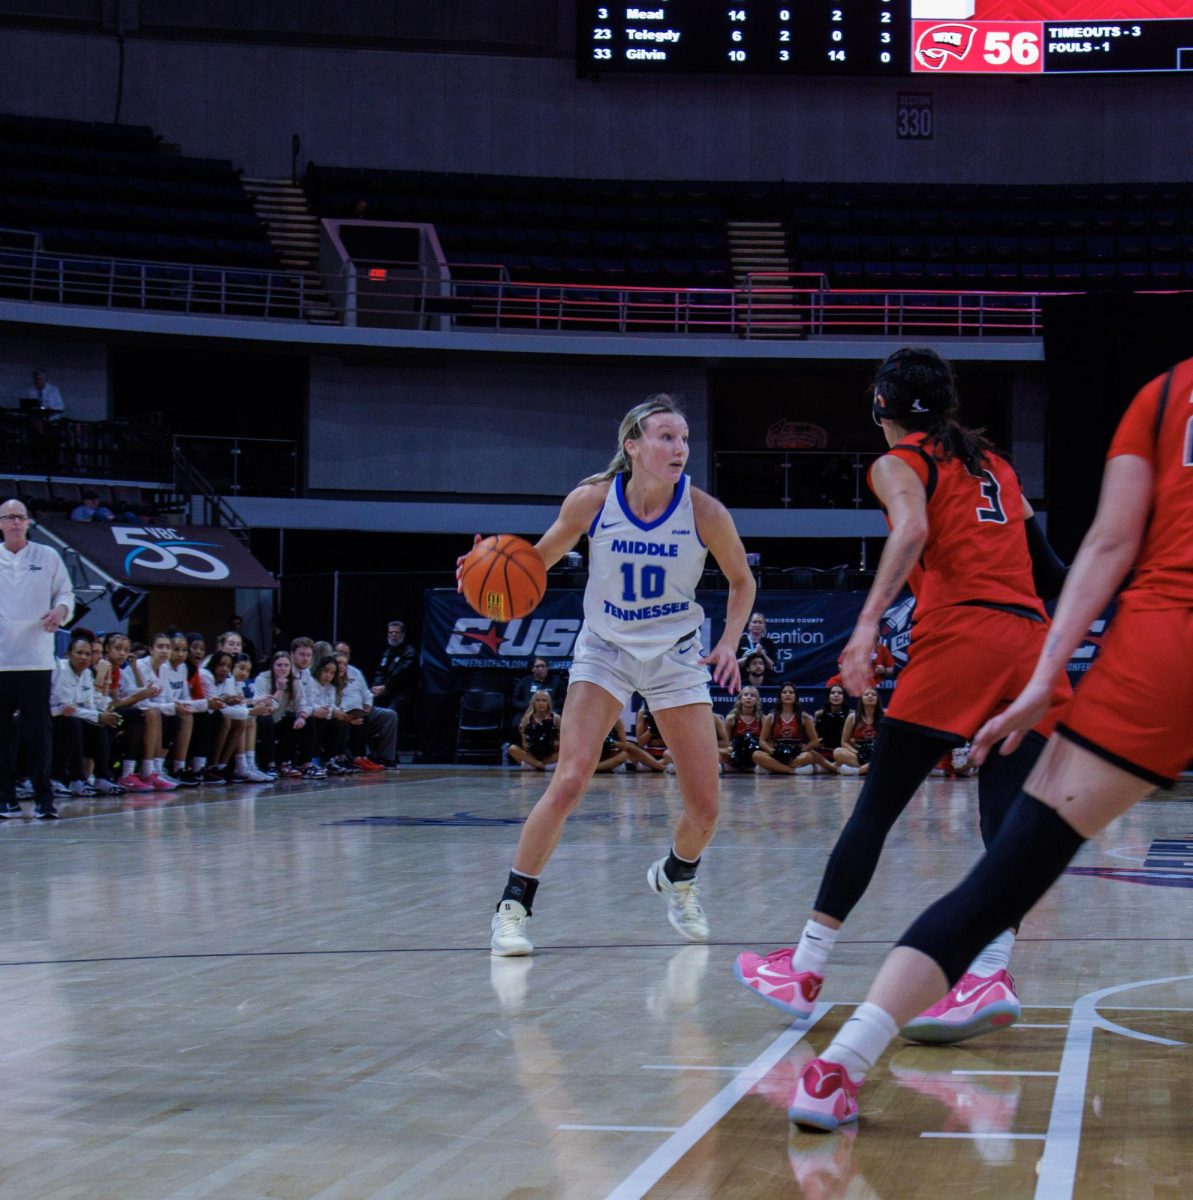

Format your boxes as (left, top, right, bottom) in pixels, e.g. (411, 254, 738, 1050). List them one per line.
(621, 564, 666, 601)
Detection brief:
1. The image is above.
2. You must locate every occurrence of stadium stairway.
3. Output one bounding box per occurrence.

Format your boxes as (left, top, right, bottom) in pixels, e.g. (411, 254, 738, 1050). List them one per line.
(728, 219, 805, 340)
(241, 177, 339, 324)
(728, 218, 791, 284)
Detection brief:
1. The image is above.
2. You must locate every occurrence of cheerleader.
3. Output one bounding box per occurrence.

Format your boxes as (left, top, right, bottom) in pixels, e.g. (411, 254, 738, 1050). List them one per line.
(835, 686, 884, 776)
(721, 686, 763, 774)
(593, 719, 631, 773)
(632, 701, 668, 771)
(811, 684, 850, 773)
(508, 690, 560, 771)
(754, 683, 822, 775)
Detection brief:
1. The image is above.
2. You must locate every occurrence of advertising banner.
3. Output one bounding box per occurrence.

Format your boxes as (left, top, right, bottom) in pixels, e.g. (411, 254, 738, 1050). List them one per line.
(421, 588, 869, 696)
(40, 517, 278, 590)
(423, 587, 1111, 703)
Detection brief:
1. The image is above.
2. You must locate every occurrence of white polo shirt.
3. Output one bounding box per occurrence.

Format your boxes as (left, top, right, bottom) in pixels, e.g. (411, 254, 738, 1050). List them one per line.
(0, 540, 75, 671)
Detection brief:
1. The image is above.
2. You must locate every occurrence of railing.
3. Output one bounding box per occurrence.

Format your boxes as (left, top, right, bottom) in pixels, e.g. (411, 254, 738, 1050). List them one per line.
(344, 259, 1052, 338)
(0, 409, 173, 479)
(1, 240, 1076, 337)
(171, 444, 251, 546)
(0, 244, 309, 320)
(714, 450, 883, 509)
(171, 435, 298, 498)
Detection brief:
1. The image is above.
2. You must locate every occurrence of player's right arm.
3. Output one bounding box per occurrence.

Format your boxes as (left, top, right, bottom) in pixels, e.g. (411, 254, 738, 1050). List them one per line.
(972, 452, 1153, 761)
(531, 484, 606, 569)
(455, 484, 607, 588)
(841, 455, 928, 696)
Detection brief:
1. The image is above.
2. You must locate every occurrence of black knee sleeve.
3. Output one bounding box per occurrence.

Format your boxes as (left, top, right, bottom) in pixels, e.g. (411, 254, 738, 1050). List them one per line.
(813, 723, 953, 921)
(899, 792, 1086, 985)
(977, 731, 1045, 849)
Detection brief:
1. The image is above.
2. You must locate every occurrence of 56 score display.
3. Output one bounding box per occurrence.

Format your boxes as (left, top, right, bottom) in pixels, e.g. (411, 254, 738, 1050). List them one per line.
(579, 4, 1193, 76)
(912, 21, 1162, 74)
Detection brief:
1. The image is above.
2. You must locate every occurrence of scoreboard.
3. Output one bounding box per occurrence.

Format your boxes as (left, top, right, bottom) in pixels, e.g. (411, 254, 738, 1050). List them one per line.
(578, 3, 1193, 75)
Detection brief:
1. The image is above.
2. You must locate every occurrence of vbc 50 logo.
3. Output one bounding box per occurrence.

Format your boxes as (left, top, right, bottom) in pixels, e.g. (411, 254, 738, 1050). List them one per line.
(112, 527, 231, 581)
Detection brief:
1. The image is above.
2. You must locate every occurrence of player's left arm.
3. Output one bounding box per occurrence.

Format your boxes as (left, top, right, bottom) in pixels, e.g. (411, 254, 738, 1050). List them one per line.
(692, 488, 756, 694)
(1020, 497, 1069, 601)
(842, 455, 928, 696)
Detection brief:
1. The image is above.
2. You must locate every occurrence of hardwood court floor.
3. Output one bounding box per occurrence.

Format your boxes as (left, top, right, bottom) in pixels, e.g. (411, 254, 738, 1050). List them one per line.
(0, 768, 1191, 1199)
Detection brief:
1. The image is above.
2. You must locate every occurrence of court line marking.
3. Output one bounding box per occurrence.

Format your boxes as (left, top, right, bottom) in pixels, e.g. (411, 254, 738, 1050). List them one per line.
(953, 1069, 1058, 1077)
(1014, 1023, 1069, 1029)
(1035, 972, 1192, 1200)
(640, 1065, 744, 1072)
(561, 1125, 680, 1134)
(923, 1132, 1046, 1141)
(1103, 842, 1150, 863)
(603, 1002, 831, 1200)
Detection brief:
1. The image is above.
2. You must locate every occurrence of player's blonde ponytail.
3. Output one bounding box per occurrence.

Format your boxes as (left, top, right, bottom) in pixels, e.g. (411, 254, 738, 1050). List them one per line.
(580, 394, 685, 486)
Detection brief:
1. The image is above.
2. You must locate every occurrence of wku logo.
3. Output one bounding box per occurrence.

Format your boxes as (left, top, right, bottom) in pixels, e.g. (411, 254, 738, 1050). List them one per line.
(915, 23, 977, 70)
(445, 616, 581, 659)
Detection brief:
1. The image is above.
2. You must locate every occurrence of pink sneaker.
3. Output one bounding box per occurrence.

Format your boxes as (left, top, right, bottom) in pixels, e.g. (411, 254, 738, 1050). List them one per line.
(788, 1057, 860, 1132)
(120, 774, 154, 794)
(145, 773, 178, 792)
(901, 969, 1021, 1045)
(734, 947, 823, 1019)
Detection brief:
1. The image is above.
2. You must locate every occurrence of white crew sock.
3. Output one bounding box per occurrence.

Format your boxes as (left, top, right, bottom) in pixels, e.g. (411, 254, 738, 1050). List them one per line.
(822, 1001, 900, 1083)
(236, 753, 250, 772)
(121, 761, 137, 779)
(192, 757, 207, 771)
(174, 760, 186, 774)
(791, 918, 839, 975)
(149, 758, 162, 776)
(967, 929, 1015, 978)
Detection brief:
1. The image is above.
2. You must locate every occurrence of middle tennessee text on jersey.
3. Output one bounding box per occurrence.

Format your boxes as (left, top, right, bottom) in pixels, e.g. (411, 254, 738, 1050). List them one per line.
(609, 539, 678, 557)
(583, 474, 708, 662)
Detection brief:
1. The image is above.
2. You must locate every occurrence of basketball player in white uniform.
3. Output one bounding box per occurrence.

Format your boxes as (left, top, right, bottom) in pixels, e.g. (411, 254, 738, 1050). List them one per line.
(465, 396, 756, 955)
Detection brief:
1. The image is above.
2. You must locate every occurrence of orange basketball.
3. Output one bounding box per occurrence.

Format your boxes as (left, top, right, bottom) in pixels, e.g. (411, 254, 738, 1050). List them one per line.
(459, 535, 547, 622)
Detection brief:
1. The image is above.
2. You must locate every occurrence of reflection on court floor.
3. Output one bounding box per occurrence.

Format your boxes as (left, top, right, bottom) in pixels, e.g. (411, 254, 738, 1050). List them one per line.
(0, 768, 1188, 1198)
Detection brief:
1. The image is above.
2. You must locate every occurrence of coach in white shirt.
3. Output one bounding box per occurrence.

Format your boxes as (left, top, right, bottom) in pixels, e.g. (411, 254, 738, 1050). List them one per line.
(0, 499, 74, 818)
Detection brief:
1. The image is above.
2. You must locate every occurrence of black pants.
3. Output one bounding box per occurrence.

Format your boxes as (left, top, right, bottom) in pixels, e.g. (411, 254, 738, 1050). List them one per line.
(52, 714, 86, 782)
(114, 707, 146, 773)
(189, 711, 216, 764)
(0, 670, 52, 806)
(813, 721, 1046, 923)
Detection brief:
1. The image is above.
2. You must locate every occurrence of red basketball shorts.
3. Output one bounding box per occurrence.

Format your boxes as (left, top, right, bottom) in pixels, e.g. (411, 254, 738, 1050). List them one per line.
(1057, 600, 1193, 786)
(886, 605, 1071, 742)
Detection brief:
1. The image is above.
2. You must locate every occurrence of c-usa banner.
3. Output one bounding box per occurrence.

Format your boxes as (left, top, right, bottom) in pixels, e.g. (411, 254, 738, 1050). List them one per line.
(421, 588, 873, 695)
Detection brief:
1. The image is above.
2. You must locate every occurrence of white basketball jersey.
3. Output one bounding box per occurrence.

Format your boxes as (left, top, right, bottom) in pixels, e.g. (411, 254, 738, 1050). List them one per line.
(583, 474, 707, 661)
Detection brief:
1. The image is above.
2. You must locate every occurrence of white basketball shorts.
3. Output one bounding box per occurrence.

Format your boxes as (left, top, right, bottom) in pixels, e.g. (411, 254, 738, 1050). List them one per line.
(568, 623, 711, 711)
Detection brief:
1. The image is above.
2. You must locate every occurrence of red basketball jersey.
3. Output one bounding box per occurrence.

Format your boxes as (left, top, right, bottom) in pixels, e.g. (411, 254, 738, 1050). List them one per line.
(1106, 361, 1193, 611)
(868, 431, 1043, 621)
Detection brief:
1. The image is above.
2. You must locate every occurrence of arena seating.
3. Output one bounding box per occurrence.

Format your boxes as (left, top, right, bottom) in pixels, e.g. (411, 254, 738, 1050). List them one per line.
(305, 164, 1193, 295)
(0, 113, 277, 268)
(787, 180, 1193, 292)
(305, 164, 734, 288)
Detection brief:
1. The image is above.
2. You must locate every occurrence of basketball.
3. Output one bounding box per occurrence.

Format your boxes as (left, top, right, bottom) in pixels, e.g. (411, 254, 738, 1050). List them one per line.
(459, 535, 547, 622)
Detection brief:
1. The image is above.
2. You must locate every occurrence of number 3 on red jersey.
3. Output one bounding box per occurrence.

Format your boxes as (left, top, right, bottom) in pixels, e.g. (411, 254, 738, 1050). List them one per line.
(974, 469, 1007, 524)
